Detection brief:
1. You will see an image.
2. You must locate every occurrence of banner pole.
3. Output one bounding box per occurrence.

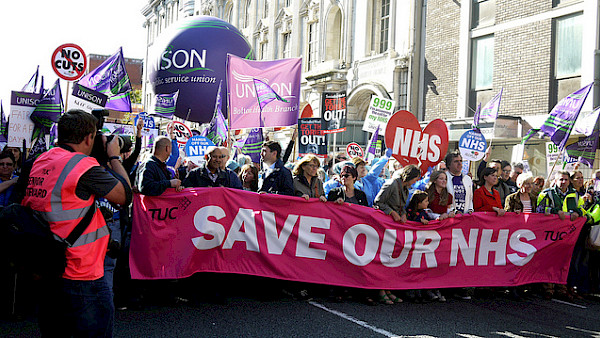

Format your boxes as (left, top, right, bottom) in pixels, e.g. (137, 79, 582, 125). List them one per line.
(64, 81, 71, 112)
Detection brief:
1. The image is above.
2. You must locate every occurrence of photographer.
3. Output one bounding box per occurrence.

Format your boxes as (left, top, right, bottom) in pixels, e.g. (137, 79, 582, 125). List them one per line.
(21, 109, 132, 337)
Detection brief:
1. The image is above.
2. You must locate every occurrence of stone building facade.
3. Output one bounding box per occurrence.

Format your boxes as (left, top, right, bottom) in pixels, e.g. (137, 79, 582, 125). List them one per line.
(140, 0, 424, 149)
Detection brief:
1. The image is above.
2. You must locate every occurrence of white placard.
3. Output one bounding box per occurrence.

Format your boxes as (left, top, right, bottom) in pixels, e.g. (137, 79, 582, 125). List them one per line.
(362, 96, 395, 135)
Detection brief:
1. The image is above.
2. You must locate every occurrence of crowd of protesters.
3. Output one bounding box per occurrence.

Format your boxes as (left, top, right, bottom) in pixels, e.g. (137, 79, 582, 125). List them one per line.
(2, 113, 600, 336)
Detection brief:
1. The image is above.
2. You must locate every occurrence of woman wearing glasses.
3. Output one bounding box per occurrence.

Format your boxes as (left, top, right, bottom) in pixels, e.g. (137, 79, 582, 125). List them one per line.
(292, 154, 326, 202)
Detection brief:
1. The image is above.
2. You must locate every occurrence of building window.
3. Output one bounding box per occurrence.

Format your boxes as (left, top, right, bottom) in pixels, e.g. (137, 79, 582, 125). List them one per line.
(308, 22, 318, 70)
(397, 69, 408, 111)
(380, 0, 390, 53)
(469, 35, 494, 116)
(553, 13, 583, 102)
(471, 0, 495, 29)
(225, 4, 233, 22)
(300, 16, 306, 61)
(242, 0, 251, 28)
(471, 35, 494, 90)
(260, 42, 268, 60)
(282, 32, 291, 58)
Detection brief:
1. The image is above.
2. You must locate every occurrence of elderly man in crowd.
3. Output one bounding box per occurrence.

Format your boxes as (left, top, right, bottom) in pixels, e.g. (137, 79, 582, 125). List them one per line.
(183, 146, 242, 188)
(135, 136, 182, 196)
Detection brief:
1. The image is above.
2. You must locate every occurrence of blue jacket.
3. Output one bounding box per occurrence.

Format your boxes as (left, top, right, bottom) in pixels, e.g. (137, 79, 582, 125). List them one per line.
(355, 155, 389, 207)
(258, 159, 294, 195)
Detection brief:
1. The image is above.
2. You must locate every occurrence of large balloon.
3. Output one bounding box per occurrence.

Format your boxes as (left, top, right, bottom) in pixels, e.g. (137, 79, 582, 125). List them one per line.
(149, 16, 254, 123)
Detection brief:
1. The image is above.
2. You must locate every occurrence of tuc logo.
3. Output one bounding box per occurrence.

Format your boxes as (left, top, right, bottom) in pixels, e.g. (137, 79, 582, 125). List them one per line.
(384, 110, 448, 174)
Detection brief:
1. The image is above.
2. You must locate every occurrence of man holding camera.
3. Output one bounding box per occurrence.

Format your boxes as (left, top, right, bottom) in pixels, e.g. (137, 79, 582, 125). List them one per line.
(21, 109, 132, 337)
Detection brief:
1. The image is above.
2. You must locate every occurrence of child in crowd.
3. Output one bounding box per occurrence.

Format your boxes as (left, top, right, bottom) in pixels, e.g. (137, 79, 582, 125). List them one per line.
(405, 191, 446, 302)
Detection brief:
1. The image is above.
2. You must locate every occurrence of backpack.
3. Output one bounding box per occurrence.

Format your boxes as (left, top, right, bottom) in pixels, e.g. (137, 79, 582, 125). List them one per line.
(0, 203, 95, 279)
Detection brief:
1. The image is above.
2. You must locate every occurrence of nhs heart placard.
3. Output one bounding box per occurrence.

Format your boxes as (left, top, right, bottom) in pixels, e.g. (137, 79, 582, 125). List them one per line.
(384, 110, 449, 174)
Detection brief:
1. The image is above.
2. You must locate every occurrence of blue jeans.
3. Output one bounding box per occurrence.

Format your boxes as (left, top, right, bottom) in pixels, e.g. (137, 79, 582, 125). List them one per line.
(40, 276, 114, 337)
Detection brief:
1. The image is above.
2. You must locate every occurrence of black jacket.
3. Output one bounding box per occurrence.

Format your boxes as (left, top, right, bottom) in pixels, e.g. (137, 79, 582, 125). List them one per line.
(183, 165, 242, 189)
(327, 187, 368, 207)
(258, 159, 294, 195)
(135, 156, 172, 196)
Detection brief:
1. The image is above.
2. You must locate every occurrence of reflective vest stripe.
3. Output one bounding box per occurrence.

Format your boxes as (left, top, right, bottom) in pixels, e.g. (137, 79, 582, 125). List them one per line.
(70, 224, 109, 248)
(40, 154, 93, 223)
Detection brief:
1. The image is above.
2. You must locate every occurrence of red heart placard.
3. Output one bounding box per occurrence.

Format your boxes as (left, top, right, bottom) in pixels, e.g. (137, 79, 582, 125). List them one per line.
(384, 110, 449, 175)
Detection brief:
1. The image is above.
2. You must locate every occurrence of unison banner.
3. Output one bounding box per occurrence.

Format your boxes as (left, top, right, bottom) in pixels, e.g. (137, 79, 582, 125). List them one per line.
(131, 188, 585, 289)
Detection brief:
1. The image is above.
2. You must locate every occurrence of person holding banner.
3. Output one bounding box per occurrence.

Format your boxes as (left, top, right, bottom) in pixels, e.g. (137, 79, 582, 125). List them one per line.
(239, 164, 259, 192)
(258, 141, 294, 196)
(504, 172, 536, 214)
(293, 154, 326, 202)
(444, 151, 473, 214)
(473, 167, 506, 216)
(135, 136, 182, 196)
(425, 170, 454, 220)
(374, 164, 421, 223)
(352, 152, 390, 207)
(183, 147, 241, 189)
(536, 171, 584, 300)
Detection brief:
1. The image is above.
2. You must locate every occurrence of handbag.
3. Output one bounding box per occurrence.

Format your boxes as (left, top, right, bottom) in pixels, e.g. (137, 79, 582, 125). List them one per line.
(0, 202, 95, 278)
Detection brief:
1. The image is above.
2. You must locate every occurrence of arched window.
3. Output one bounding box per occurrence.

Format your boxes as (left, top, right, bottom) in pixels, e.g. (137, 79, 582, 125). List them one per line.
(325, 6, 342, 60)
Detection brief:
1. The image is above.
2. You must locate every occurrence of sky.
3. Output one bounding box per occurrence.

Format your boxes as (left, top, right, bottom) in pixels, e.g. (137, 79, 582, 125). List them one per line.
(0, 0, 148, 109)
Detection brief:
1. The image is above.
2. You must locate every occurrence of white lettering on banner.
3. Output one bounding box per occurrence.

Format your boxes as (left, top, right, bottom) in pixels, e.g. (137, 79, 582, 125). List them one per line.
(411, 231, 441, 268)
(222, 208, 260, 252)
(343, 224, 380, 267)
(296, 216, 330, 260)
(191, 205, 539, 267)
(392, 127, 442, 162)
(380, 230, 413, 268)
(450, 228, 479, 266)
(263, 211, 297, 255)
(192, 206, 227, 250)
(507, 230, 537, 266)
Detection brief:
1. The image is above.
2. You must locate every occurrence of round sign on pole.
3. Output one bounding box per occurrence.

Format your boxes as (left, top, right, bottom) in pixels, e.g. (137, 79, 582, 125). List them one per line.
(346, 142, 364, 159)
(51, 43, 87, 81)
(171, 121, 193, 149)
(458, 129, 487, 161)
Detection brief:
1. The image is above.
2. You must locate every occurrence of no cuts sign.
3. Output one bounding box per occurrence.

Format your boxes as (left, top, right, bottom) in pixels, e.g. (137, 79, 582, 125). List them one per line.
(51, 43, 87, 81)
(346, 142, 364, 159)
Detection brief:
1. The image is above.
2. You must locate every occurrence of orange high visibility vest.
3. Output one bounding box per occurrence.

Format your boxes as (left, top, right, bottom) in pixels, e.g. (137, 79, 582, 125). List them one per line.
(22, 147, 109, 280)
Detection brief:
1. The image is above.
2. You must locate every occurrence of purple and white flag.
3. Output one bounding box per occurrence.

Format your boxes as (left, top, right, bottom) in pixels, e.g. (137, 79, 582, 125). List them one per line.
(574, 107, 600, 137)
(22, 66, 39, 93)
(365, 125, 380, 162)
(151, 91, 179, 119)
(0, 101, 7, 143)
(472, 102, 482, 129)
(565, 130, 599, 168)
(253, 78, 288, 111)
(227, 55, 301, 129)
(201, 82, 228, 146)
(239, 128, 263, 163)
(30, 79, 63, 140)
(480, 88, 503, 122)
(540, 83, 593, 150)
(78, 47, 132, 111)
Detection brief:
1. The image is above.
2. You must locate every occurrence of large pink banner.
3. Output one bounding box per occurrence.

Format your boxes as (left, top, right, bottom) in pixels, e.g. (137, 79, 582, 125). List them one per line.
(131, 188, 585, 289)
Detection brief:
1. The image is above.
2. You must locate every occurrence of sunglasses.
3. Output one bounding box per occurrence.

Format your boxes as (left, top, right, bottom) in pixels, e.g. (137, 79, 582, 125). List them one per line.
(341, 174, 352, 178)
(0, 162, 14, 167)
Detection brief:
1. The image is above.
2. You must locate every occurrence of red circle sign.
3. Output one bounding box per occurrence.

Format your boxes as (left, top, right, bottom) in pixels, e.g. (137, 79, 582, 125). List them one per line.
(384, 110, 449, 174)
(171, 121, 193, 148)
(51, 43, 87, 81)
(346, 142, 364, 159)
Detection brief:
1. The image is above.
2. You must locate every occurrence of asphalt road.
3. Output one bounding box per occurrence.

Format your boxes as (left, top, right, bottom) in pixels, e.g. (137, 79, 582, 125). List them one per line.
(3, 292, 600, 337)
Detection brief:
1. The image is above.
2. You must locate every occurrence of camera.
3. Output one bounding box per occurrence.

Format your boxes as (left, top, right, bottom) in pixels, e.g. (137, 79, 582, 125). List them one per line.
(90, 109, 132, 164)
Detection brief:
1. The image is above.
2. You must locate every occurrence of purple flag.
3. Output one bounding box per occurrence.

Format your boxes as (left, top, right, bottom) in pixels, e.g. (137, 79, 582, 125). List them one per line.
(365, 125, 380, 162)
(22, 66, 39, 93)
(201, 82, 228, 146)
(78, 47, 132, 110)
(106, 92, 132, 112)
(240, 128, 264, 163)
(540, 83, 593, 150)
(227, 55, 301, 129)
(0, 101, 7, 142)
(151, 91, 179, 119)
(472, 103, 481, 129)
(574, 107, 600, 136)
(28, 134, 48, 160)
(566, 130, 599, 167)
(30, 79, 63, 140)
(480, 88, 503, 122)
(253, 78, 288, 111)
